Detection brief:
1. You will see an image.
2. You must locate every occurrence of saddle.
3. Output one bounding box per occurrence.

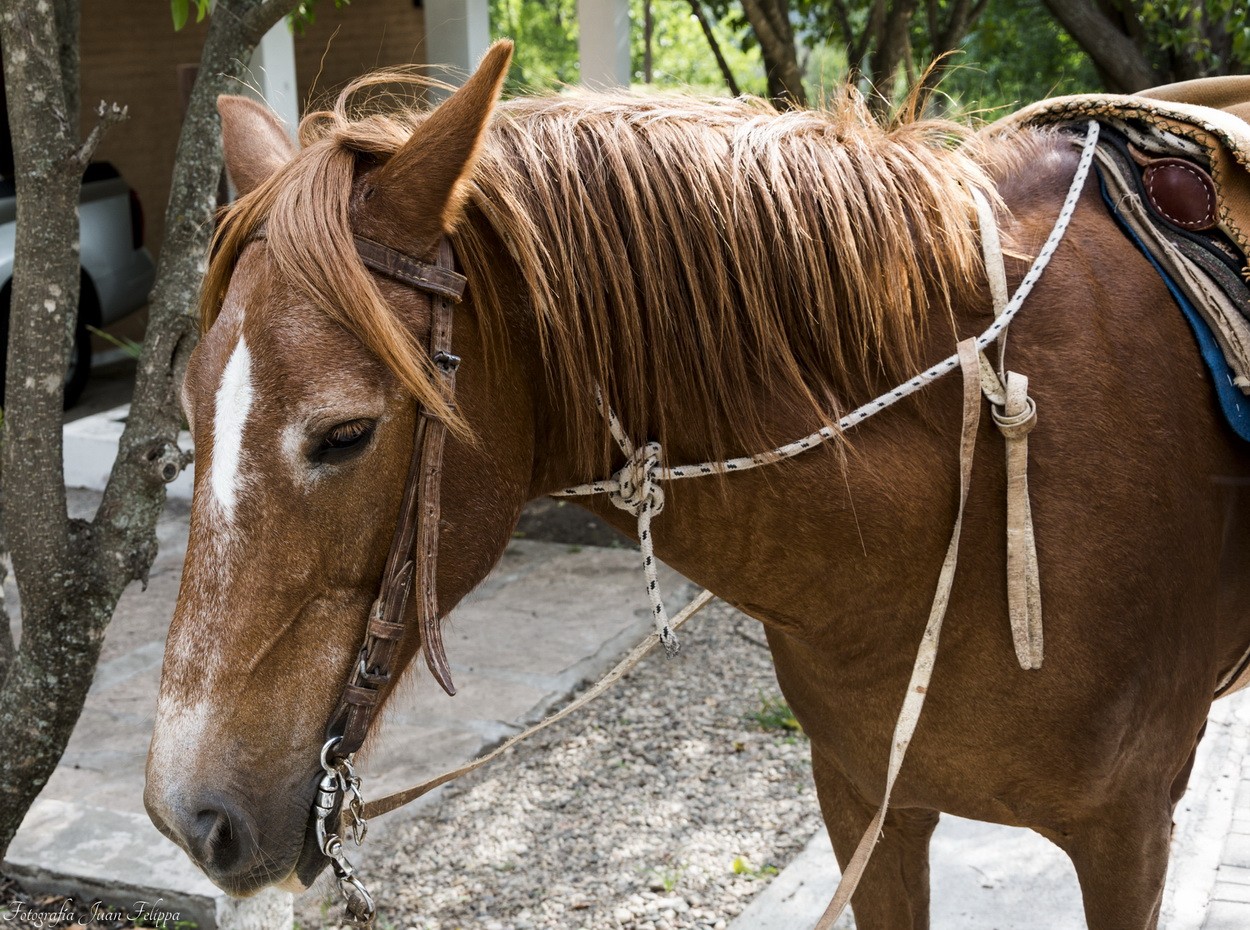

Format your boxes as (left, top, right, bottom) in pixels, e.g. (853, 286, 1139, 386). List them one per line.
(988, 78, 1250, 441)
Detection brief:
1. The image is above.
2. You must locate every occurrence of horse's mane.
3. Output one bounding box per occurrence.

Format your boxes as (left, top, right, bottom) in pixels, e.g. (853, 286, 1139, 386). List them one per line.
(204, 80, 1011, 474)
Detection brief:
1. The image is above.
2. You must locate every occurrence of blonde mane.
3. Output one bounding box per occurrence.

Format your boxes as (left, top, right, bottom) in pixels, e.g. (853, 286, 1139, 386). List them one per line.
(203, 82, 1008, 473)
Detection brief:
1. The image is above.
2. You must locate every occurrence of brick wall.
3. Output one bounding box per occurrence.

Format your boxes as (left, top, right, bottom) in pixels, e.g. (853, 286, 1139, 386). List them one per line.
(79, 1, 427, 260)
(79, 7, 211, 259)
(295, 0, 427, 107)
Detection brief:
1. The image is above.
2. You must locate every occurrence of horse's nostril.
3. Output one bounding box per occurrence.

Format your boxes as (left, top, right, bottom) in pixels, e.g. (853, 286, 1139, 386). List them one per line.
(194, 807, 233, 860)
(176, 793, 260, 879)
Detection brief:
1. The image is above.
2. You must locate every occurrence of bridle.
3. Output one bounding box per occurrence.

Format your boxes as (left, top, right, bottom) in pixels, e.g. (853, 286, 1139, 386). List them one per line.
(305, 233, 467, 925)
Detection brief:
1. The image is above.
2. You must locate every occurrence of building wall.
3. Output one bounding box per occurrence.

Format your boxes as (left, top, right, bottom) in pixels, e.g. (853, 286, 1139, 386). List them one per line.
(295, 0, 427, 108)
(79, 7, 211, 259)
(74, 2, 425, 344)
(79, 1, 427, 262)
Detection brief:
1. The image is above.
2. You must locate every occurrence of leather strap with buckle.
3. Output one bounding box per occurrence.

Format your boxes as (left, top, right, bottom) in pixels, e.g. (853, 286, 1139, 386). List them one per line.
(328, 237, 465, 758)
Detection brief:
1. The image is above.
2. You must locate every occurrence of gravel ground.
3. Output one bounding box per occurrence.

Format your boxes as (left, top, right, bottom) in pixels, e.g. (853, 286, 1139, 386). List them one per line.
(300, 600, 822, 930)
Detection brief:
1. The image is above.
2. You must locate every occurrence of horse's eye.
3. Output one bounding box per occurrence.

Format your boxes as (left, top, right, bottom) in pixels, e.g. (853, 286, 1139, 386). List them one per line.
(312, 419, 375, 465)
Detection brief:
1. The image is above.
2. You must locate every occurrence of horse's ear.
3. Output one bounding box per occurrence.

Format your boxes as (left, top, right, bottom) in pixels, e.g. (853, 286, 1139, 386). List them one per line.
(218, 95, 296, 196)
(360, 40, 513, 252)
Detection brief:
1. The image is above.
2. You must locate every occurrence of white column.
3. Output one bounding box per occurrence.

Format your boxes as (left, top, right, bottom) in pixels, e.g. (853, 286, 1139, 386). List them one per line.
(246, 21, 300, 139)
(424, 0, 492, 88)
(578, 0, 631, 88)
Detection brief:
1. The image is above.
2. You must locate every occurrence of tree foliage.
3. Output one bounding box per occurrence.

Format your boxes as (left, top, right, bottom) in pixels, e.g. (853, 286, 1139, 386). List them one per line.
(489, 0, 766, 94)
(1043, 0, 1250, 92)
(928, 0, 1099, 112)
(172, 0, 349, 34)
(490, 0, 581, 90)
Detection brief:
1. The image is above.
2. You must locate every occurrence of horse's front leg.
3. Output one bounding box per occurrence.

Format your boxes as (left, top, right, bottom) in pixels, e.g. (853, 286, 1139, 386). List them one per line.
(1044, 710, 1206, 930)
(812, 748, 940, 930)
(1052, 795, 1173, 930)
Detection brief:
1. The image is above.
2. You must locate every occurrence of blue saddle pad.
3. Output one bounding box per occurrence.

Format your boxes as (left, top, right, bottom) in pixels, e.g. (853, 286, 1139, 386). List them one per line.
(1099, 172, 1250, 442)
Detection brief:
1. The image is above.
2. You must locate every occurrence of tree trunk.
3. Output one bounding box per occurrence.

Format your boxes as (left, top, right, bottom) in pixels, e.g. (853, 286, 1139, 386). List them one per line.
(739, 0, 807, 107)
(0, 0, 298, 860)
(688, 0, 742, 96)
(918, 0, 990, 98)
(1041, 0, 1161, 92)
(643, 0, 653, 83)
(867, 0, 918, 105)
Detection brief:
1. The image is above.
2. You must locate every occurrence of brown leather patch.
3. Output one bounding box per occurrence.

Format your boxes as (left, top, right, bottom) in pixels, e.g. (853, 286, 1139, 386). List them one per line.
(1142, 158, 1218, 231)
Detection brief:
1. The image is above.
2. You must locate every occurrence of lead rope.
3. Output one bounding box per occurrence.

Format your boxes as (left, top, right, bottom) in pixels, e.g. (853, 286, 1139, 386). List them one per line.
(320, 120, 1099, 928)
(814, 337, 983, 927)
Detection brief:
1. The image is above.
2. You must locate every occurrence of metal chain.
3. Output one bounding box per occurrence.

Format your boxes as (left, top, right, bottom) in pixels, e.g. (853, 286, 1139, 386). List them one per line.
(553, 120, 1101, 653)
(316, 738, 376, 926)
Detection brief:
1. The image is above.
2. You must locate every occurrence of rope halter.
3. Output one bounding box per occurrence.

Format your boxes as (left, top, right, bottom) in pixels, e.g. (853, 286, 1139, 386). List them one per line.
(604, 439, 676, 655)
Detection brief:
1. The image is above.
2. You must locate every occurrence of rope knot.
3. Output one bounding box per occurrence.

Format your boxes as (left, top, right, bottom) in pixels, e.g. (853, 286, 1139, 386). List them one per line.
(990, 393, 1037, 441)
(608, 441, 665, 517)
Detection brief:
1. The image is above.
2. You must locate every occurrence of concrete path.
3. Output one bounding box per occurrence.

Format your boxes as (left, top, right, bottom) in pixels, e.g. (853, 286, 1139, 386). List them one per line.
(4, 490, 690, 929)
(728, 689, 1250, 930)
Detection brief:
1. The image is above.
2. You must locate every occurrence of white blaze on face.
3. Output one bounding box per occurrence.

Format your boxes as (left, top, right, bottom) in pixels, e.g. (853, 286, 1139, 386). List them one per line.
(211, 337, 254, 523)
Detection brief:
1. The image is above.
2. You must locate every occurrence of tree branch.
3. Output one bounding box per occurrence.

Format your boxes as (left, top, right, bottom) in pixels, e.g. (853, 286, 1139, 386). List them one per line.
(75, 100, 128, 166)
(739, 0, 807, 106)
(94, 0, 295, 558)
(688, 0, 742, 96)
(0, 0, 80, 616)
(829, 0, 853, 44)
(0, 0, 303, 861)
(0, 553, 14, 687)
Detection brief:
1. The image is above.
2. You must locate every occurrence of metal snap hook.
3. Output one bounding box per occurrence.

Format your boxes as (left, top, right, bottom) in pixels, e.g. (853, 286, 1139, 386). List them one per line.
(321, 735, 345, 771)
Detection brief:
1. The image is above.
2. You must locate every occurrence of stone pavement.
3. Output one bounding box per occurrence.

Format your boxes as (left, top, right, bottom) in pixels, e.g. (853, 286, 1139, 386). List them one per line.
(728, 687, 1250, 930)
(4, 491, 691, 929)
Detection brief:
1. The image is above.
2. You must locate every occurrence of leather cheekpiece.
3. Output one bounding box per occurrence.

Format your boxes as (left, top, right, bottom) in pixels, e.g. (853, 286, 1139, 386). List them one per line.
(328, 238, 463, 759)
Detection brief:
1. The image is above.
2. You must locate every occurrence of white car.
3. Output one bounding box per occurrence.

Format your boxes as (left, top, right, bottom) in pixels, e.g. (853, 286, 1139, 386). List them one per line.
(0, 161, 156, 407)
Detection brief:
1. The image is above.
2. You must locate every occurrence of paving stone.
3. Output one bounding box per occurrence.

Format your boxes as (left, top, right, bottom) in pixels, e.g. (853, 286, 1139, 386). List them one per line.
(6, 799, 293, 930)
(1203, 899, 1250, 930)
(1215, 864, 1250, 886)
(1220, 833, 1250, 870)
(1211, 880, 1250, 904)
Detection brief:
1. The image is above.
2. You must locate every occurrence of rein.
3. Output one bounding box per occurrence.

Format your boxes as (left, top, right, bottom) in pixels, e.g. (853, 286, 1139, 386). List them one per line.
(309, 121, 1099, 928)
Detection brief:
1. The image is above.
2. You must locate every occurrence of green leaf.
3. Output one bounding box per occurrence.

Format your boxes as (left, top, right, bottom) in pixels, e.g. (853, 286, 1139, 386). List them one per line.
(195, 0, 209, 23)
(170, 0, 189, 31)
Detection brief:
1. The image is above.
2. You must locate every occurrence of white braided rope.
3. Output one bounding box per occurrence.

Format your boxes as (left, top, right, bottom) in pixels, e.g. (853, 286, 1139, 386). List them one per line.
(554, 120, 1101, 651)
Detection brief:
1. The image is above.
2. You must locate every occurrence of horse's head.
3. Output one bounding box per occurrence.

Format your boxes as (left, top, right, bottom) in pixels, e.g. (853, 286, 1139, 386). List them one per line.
(144, 43, 536, 895)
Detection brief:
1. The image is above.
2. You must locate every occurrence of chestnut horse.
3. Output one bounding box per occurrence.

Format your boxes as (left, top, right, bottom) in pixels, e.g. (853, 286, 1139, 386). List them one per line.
(144, 42, 1250, 929)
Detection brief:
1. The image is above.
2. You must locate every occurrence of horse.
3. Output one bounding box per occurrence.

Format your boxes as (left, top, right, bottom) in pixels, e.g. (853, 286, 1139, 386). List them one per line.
(142, 41, 1250, 930)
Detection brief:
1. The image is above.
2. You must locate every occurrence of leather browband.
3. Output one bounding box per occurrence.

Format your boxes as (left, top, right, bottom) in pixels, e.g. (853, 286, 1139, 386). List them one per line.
(328, 235, 463, 758)
(243, 224, 467, 303)
(353, 235, 468, 300)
